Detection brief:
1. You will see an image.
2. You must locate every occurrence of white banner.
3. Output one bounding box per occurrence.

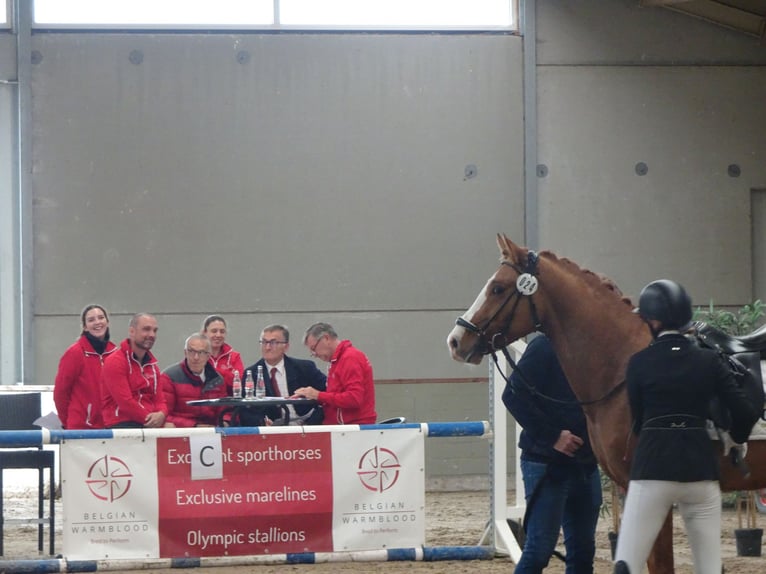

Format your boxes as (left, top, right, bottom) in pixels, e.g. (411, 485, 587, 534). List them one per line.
(331, 428, 425, 550)
(61, 438, 159, 559)
(61, 428, 424, 559)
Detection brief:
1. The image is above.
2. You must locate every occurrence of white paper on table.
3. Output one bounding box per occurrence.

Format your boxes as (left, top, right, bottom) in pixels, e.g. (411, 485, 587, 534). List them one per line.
(34, 411, 63, 430)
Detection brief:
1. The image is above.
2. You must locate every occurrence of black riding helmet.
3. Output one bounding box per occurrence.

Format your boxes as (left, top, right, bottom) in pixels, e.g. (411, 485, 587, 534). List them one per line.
(637, 279, 693, 332)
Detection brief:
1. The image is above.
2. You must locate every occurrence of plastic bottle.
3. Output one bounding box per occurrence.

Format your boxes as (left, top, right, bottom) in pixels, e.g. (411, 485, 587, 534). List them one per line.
(244, 369, 255, 399)
(255, 365, 266, 399)
(232, 370, 242, 398)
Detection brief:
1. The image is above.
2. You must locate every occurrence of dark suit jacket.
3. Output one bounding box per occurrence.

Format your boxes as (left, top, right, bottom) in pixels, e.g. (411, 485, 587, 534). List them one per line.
(242, 355, 327, 425)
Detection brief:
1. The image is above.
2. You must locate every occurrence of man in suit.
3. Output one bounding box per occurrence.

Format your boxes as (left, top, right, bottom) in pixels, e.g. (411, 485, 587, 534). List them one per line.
(242, 324, 327, 425)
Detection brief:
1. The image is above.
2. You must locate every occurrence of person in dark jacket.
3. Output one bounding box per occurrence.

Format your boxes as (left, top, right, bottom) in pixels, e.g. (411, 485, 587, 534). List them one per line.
(161, 333, 227, 428)
(613, 280, 759, 574)
(502, 334, 602, 574)
(241, 324, 327, 426)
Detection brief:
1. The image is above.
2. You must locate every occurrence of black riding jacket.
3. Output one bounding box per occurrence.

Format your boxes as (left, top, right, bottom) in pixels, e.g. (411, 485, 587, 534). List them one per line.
(626, 332, 755, 482)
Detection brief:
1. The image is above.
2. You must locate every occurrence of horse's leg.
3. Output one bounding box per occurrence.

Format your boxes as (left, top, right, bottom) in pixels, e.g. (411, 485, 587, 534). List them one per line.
(646, 511, 674, 574)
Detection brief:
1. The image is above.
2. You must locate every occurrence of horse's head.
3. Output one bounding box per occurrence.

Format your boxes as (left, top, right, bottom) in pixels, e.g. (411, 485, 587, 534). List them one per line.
(448, 234, 543, 364)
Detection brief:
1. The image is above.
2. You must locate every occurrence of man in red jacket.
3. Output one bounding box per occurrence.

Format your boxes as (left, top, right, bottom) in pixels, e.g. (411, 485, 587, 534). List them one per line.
(101, 313, 167, 428)
(162, 333, 227, 427)
(295, 322, 376, 425)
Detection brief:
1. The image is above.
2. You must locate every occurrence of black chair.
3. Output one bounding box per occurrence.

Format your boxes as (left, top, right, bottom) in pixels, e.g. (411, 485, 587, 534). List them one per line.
(0, 393, 55, 555)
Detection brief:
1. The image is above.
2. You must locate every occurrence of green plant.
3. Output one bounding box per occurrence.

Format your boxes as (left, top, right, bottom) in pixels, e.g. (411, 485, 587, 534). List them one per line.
(693, 299, 765, 335)
(599, 469, 612, 518)
(722, 491, 739, 508)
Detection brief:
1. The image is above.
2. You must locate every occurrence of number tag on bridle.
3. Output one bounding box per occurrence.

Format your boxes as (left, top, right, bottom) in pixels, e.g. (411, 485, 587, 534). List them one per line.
(516, 273, 538, 296)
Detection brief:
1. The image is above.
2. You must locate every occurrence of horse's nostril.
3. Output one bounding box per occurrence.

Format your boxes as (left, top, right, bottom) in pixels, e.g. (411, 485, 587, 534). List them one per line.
(449, 337, 457, 349)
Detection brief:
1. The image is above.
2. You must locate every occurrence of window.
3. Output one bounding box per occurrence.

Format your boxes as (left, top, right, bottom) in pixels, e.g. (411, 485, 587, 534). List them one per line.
(279, 0, 513, 29)
(33, 0, 516, 31)
(34, 0, 273, 28)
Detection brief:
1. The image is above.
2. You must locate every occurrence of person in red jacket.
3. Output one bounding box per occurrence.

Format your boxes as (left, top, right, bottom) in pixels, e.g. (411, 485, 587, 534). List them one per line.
(162, 333, 227, 428)
(101, 312, 167, 429)
(295, 322, 376, 425)
(54, 304, 118, 429)
(202, 314, 244, 395)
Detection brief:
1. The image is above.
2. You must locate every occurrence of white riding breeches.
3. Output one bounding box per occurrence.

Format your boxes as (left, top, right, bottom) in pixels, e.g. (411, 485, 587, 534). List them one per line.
(614, 479, 721, 574)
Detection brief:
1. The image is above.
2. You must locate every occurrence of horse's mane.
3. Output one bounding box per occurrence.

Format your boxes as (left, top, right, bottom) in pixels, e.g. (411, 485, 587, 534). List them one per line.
(538, 250, 635, 310)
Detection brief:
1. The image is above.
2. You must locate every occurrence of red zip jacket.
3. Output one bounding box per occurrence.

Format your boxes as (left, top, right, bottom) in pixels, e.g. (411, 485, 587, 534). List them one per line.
(319, 340, 377, 425)
(208, 343, 244, 393)
(162, 361, 227, 427)
(54, 334, 117, 429)
(101, 338, 167, 427)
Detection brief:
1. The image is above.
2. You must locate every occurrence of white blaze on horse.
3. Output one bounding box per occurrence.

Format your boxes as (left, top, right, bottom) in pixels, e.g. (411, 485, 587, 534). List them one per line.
(447, 234, 766, 574)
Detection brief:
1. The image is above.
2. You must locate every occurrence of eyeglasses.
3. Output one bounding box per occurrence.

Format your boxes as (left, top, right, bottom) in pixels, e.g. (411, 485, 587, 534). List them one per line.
(308, 334, 326, 355)
(260, 339, 287, 347)
(185, 348, 210, 357)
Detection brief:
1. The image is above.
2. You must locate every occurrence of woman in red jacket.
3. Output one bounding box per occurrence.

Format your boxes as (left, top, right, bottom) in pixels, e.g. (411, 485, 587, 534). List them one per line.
(54, 304, 117, 429)
(202, 314, 244, 394)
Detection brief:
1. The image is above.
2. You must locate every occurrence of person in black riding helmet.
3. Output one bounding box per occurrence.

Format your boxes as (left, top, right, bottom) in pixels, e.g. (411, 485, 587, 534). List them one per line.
(613, 279, 759, 574)
(503, 333, 602, 574)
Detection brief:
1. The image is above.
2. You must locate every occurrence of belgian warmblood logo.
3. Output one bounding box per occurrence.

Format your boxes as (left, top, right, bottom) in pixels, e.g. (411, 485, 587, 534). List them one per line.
(86, 455, 134, 501)
(356, 446, 401, 492)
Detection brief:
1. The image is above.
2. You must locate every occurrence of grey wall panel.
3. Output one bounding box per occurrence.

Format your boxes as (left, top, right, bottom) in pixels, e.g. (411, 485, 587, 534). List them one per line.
(537, 0, 766, 65)
(536, 66, 766, 305)
(376, 382, 505, 482)
(30, 34, 524, 322)
(1, 75, 16, 385)
(0, 35, 15, 77)
(753, 190, 766, 304)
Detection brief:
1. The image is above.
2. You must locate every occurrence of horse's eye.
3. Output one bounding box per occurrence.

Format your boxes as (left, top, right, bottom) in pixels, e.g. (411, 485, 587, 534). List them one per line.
(491, 285, 505, 296)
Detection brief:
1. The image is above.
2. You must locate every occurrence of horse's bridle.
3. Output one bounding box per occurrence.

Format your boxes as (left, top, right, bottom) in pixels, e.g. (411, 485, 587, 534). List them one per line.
(455, 250, 626, 407)
(455, 251, 543, 354)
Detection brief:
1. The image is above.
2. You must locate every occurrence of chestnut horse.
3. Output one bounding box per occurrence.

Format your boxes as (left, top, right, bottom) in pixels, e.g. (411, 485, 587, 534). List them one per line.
(447, 234, 766, 574)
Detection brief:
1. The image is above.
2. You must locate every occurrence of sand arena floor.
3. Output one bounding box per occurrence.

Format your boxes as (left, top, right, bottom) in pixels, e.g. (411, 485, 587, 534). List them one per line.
(1, 488, 764, 573)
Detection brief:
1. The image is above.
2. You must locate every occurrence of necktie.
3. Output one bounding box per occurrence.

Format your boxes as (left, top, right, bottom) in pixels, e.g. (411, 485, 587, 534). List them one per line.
(270, 367, 281, 397)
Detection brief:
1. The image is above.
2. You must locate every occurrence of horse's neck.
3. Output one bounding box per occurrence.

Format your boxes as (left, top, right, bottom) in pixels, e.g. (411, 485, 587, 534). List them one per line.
(541, 267, 649, 404)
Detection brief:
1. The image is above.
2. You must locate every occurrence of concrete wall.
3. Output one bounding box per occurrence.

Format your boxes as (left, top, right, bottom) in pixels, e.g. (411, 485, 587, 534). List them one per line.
(0, 32, 19, 386)
(30, 33, 523, 378)
(3, 0, 765, 486)
(535, 0, 766, 304)
(26, 32, 522, 486)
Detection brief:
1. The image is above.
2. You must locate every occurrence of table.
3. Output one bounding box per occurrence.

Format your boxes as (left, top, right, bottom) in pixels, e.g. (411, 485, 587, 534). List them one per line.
(187, 397, 318, 426)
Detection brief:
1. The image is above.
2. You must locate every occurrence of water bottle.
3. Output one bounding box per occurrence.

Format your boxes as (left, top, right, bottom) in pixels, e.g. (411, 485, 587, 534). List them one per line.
(232, 370, 242, 398)
(244, 369, 255, 399)
(255, 365, 266, 399)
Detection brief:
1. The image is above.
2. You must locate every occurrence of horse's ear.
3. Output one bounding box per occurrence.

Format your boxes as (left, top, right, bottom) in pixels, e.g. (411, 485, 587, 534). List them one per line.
(496, 233, 510, 258)
(496, 234, 523, 264)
